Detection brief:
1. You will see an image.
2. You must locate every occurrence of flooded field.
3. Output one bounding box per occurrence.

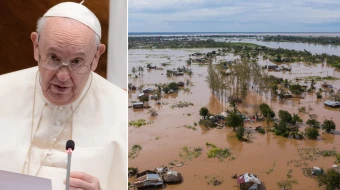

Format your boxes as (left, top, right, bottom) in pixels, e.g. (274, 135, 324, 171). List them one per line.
(128, 48, 340, 190)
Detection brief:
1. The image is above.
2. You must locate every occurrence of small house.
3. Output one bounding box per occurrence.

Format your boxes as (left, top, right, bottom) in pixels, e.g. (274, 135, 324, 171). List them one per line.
(237, 173, 261, 190)
(283, 92, 293, 98)
(177, 81, 185, 86)
(322, 82, 329, 88)
(132, 102, 144, 109)
(131, 85, 137, 90)
(267, 65, 278, 69)
(147, 65, 157, 69)
(142, 88, 154, 94)
(150, 94, 158, 100)
(324, 100, 340, 108)
(162, 170, 183, 184)
(312, 167, 323, 176)
(133, 170, 163, 188)
(192, 52, 203, 56)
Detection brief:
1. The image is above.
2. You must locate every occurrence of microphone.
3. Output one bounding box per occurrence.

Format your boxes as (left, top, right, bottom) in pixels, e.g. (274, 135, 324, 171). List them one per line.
(65, 140, 75, 190)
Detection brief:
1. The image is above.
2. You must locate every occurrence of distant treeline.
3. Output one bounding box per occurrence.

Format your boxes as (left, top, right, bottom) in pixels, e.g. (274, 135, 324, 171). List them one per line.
(129, 37, 340, 68)
(263, 35, 340, 45)
(129, 35, 260, 39)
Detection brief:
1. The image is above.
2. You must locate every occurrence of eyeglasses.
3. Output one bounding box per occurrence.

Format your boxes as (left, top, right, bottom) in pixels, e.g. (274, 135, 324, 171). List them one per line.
(39, 54, 94, 74)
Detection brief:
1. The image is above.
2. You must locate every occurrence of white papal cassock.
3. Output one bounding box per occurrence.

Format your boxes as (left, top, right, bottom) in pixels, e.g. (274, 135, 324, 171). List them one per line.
(0, 66, 127, 190)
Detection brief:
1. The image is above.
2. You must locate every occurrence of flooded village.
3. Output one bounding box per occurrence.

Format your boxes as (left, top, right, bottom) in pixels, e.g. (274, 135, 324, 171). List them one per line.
(128, 35, 340, 190)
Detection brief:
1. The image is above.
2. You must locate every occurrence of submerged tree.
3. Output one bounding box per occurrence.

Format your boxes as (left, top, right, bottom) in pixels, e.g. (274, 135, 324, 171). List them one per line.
(322, 119, 336, 133)
(226, 112, 244, 131)
(205, 58, 271, 105)
(305, 127, 319, 139)
(236, 126, 245, 141)
(199, 107, 209, 119)
(259, 103, 275, 118)
(132, 67, 137, 77)
(278, 110, 293, 124)
(317, 168, 340, 190)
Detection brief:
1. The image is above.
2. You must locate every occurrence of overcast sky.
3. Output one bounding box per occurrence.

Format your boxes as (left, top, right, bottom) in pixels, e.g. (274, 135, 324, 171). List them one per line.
(128, 0, 340, 32)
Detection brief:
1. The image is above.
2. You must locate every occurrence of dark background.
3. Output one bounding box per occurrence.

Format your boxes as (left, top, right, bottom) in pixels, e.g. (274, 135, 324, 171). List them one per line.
(0, 0, 109, 78)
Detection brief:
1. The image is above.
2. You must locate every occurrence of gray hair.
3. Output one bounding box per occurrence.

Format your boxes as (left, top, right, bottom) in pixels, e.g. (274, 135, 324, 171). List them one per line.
(36, 17, 101, 46)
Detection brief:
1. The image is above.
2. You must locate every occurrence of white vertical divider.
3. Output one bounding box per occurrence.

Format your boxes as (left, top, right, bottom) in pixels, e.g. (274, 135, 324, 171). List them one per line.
(107, 0, 127, 90)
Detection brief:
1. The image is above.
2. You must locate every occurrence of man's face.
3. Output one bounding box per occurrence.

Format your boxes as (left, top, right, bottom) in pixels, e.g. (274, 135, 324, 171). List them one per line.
(31, 17, 105, 106)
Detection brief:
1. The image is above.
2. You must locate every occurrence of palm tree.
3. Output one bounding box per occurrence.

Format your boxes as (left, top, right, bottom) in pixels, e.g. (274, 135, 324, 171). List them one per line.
(139, 67, 144, 77)
(132, 67, 136, 77)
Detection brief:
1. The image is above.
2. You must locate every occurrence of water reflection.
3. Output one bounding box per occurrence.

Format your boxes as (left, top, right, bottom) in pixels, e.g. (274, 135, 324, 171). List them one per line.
(226, 131, 244, 152)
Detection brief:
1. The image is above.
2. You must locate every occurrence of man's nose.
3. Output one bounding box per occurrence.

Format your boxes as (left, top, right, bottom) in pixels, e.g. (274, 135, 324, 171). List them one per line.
(56, 66, 71, 82)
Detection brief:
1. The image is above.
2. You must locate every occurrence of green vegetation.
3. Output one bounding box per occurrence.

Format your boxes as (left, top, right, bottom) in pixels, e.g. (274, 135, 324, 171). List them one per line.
(306, 118, 321, 128)
(206, 175, 223, 186)
(199, 119, 217, 128)
(199, 107, 209, 119)
(289, 84, 304, 95)
(206, 142, 217, 148)
(206, 142, 231, 161)
(298, 106, 306, 113)
(170, 101, 194, 108)
(226, 112, 244, 131)
(259, 103, 275, 118)
(128, 119, 153, 127)
(138, 95, 149, 104)
(129, 144, 142, 159)
(168, 82, 179, 91)
(257, 128, 265, 134)
(207, 148, 231, 161)
(274, 121, 288, 136)
(263, 35, 340, 45)
(317, 91, 323, 99)
(305, 127, 319, 139)
(322, 119, 336, 133)
(277, 179, 298, 190)
(179, 146, 202, 161)
(278, 110, 293, 124)
(287, 169, 293, 178)
(183, 125, 196, 130)
(129, 37, 340, 68)
(288, 148, 340, 168)
(266, 160, 277, 174)
(128, 167, 138, 176)
(317, 168, 340, 190)
(236, 126, 245, 141)
(320, 149, 337, 157)
(292, 113, 303, 124)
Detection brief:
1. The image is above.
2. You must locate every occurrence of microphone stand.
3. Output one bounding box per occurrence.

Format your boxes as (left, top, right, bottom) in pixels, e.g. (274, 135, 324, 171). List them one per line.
(65, 148, 73, 190)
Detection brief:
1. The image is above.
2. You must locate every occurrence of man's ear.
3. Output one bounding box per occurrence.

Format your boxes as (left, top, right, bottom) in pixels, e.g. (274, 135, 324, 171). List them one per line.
(31, 32, 39, 62)
(91, 44, 106, 71)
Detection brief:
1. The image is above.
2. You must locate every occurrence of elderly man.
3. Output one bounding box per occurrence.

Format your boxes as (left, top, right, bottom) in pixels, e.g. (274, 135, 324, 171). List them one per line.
(0, 2, 126, 190)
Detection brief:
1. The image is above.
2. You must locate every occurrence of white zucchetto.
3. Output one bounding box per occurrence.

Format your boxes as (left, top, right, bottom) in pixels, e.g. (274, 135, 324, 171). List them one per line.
(43, 2, 101, 39)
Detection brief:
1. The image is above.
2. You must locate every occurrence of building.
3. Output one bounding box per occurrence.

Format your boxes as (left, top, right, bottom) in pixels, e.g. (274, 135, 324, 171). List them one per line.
(237, 173, 262, 190)
(133, 170, 163, 189)
(324, 100, 340, 108)
(132, 102, 144, 109)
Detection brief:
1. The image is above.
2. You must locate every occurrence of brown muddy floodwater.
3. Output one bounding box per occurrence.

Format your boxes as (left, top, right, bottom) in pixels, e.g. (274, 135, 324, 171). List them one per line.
(128, 49, 340, 190)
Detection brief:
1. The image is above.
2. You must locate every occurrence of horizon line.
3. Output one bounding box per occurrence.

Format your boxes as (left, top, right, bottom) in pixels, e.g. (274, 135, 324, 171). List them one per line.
(129, 32, 340, 33)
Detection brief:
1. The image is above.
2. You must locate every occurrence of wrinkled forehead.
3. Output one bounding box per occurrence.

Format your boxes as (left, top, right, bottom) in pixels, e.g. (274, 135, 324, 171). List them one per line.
(40, 17, 96, 51)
